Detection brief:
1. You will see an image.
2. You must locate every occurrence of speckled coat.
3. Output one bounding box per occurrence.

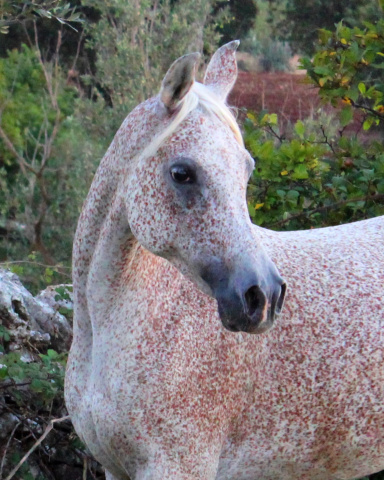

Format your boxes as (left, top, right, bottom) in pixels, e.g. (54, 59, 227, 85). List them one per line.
(65, 42, 384, 480)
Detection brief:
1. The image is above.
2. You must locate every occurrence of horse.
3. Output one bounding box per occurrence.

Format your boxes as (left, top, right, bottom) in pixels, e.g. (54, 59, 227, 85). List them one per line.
(65, 41, 384, 480)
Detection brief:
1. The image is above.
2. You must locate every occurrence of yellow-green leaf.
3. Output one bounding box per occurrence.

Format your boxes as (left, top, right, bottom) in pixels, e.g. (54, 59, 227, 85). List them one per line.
(269, 113, 278, 125)
(294, 120, 305, 139)
(358, 83, 366, 94)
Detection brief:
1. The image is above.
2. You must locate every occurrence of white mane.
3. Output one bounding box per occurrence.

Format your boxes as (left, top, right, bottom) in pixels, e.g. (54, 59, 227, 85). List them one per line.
(139, 82, 243, 161)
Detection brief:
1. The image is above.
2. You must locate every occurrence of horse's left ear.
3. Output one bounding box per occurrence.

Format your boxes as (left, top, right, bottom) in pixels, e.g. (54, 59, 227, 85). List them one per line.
(160, 52, 200, 112)
(204, 40, 240, 101)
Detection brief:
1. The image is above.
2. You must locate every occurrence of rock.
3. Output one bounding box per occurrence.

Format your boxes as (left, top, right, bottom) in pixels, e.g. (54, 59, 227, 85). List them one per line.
(0, 268, 72, 353)
(36, 284, 73, 316)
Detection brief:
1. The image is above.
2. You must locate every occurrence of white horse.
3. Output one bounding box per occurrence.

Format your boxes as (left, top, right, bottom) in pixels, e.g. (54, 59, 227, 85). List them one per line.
(65, 41, 384, 480)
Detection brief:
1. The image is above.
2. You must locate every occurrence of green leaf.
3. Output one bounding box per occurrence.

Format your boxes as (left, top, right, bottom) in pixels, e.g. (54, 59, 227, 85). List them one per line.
(294, 120, 305, 139)
(287, 189, 300, 200)
(0, 365, 8, 379)
(314, 65, 332, 76)
(47, 349, 58, 359)
(247, 202, 255, 218)
(340, 106, 353, 127)
(358, 82, 366, 94)
(268, 114, 278, 126)
(293, 164, 309, 179)
(377, 181, 384, 194)
(31, 379, 45, 392)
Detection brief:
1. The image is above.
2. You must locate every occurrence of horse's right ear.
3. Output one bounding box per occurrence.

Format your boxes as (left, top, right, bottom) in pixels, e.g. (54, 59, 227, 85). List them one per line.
(160, 52, 200, 112)
(204, 40, 240, 101)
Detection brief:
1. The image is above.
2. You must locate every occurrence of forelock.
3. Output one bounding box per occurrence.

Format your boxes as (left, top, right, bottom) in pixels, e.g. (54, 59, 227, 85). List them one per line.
(139, 82, 243, 162)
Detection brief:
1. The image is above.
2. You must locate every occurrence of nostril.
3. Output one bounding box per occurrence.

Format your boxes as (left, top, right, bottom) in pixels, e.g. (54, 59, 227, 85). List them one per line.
(244, 285, 266, 317)
(275, 282, 287, 314)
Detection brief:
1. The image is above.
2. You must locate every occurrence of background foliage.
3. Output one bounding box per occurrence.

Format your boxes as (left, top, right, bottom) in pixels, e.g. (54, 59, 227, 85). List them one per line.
(245, 10, 384, 229)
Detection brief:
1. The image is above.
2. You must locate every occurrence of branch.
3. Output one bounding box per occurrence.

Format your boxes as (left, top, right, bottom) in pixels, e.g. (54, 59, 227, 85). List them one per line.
(319, 124, 336, 154)
(68, 30, 84, 82)
(350, 99, 384, 120)
(4, 416, 70, 480)
(0, 125, 37, 175)
(0, 260, 72, 279)
(53, 29, 62, 103)
(33, 22, 62, 111)
(0, 421, 21, 479)
(39, 108, 61, 174)
(82, 456, 88, 480)
(0, 381, 33, 390)
(264, 125, 285, 143)
(270, 193, 384, 228)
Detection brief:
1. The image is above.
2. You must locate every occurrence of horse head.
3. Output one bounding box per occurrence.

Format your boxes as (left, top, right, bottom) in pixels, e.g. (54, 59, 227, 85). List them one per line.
(124, 41, 286, 334)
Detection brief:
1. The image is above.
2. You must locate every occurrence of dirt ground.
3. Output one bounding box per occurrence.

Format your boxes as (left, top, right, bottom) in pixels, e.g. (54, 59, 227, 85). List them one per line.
(229, 71, 321, 127)
(229, 71, 378, 139)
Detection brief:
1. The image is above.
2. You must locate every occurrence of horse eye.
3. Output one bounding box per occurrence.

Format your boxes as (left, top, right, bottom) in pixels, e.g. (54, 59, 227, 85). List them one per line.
(170, 165, 195, 184)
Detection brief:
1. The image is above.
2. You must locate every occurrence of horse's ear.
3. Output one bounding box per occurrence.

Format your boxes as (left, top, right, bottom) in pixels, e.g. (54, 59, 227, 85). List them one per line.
(160, 52, 200, 112)
(204, 40, 240, 100)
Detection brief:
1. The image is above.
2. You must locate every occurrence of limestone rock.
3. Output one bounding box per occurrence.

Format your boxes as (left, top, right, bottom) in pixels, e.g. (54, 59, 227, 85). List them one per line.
(0, 268, 72, 353)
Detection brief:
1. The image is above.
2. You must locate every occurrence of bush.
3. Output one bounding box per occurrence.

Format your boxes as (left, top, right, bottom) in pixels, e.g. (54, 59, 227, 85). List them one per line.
(245, 17, 384, 229)
(258, 39, 292, 72)
(245, 110, 384, 229)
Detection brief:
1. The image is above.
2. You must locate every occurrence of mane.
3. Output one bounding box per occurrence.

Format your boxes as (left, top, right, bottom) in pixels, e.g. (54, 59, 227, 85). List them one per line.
(139, 82, 244, 161)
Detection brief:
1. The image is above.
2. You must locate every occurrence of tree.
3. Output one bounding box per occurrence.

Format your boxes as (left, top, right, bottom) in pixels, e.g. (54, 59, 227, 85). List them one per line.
(269, 0, 383, 55)
(0, 39, 102, 291)
(0, 0, 82, 35)
(214, 0, 257, 43)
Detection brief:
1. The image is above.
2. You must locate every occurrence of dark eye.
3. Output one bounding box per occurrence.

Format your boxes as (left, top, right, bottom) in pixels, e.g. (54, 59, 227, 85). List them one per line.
(170, 165, 195, 184)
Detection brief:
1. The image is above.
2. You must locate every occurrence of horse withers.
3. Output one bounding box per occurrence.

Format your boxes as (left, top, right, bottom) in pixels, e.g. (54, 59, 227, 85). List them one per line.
(65, 41, 384, 480)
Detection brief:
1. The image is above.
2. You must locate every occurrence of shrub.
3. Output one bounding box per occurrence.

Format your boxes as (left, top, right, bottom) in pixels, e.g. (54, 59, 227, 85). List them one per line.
(245, 16, 384, 229)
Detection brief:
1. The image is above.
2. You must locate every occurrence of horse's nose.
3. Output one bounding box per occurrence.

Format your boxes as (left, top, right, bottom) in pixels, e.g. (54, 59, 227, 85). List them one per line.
(200, 255, 286, 334)
(217, 278, 286, 334)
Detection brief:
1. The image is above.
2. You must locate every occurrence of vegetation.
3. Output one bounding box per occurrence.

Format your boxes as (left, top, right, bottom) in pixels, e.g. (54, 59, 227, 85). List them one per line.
(269, 0, 384, 54)
(0, 0, 82, 34)
(0, 42, 103, 292)
(245, 12, 384, 229)
(81, 0, 228, 137)
(240, 0, 292, 72)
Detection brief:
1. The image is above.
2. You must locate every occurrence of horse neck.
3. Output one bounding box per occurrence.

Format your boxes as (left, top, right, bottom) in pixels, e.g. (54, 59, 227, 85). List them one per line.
(72, 145, 135, 332)
(72, 98, 167, 332)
